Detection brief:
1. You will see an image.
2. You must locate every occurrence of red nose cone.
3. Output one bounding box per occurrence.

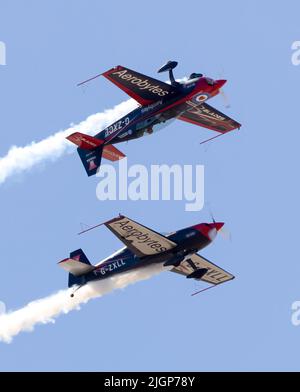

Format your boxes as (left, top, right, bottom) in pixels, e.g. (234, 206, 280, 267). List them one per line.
(192, 222, 224, 240)
(214, 222, 224, 231)
(215, 79, 227, 89)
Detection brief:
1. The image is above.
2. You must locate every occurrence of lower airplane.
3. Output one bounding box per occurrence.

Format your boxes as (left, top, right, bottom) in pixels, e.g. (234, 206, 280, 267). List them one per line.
(58, 215, 234, 297)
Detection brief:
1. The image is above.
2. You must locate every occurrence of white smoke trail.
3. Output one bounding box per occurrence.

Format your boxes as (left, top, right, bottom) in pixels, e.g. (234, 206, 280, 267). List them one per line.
(0, 76, 190, 185)
(0, 263, 166, 343)
(0, 99, 137, 185)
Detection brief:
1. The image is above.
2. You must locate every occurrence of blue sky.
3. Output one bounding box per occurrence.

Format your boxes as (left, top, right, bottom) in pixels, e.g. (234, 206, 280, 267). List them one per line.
(0, 0, 300, 371)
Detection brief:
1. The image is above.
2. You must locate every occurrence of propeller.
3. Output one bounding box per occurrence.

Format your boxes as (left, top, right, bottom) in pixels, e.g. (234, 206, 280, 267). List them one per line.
(208, 207, 232, 242)
(219, 88, 231, 109)
(218, 68, 231, 109)
(218, 225, 232, 241)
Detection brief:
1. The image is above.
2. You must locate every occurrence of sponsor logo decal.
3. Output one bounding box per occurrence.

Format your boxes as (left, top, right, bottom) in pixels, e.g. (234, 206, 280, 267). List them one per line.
(111, 69, 169, 97)
(141, 100, 163, 113)
(198, 104, 225, 121)
(89, 160, 98, 171)
(112, 219, 168, 253)
(118, 129, 133, 139)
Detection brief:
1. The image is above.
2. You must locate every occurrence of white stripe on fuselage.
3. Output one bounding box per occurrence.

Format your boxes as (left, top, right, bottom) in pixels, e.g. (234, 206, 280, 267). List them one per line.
(95, 246, 127, 267)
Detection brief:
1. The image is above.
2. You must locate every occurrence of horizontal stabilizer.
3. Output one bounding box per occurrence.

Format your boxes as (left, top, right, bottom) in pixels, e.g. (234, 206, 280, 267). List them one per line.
(102, 144, 126, 161)
(58, 258, 95, 276)
(67, 132, 104, 150)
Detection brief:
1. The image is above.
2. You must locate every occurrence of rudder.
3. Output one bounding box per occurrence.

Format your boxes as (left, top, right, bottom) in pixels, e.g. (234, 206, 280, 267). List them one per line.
(77, 146, 103, 176)
(69, 248, 91, 265)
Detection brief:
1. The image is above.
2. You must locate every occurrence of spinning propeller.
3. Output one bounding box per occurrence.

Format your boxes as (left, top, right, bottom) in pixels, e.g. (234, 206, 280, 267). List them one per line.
(208, 210, 231, 242)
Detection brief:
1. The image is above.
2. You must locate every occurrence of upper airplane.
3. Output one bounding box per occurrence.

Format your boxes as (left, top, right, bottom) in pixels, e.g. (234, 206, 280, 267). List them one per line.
(67, 61, 241, 176)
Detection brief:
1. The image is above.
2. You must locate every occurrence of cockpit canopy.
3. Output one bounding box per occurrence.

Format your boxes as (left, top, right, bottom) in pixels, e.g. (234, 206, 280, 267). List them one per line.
(189, 72, 203, 80)
(188, 73, 215, 86)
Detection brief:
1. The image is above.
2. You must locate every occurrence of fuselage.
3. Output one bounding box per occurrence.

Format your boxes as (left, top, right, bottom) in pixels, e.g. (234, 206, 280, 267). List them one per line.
(81, 222, 223, 285)
(96, 77, 225, 145)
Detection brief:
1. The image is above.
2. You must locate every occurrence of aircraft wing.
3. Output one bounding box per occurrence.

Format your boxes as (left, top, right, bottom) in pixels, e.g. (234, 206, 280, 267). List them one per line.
(102, 66, 178, 106)
(171, 253, 234, 285)
(178, 102, 241, 133)
(104, 215, 177, 257)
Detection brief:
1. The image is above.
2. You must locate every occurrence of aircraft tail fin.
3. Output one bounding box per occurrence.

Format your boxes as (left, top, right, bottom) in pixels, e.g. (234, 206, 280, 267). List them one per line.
(58, 248, 95, 288)
(67, 132, 126, 176)
(66, 132, 104, 176)
(77, 146, 103, 176)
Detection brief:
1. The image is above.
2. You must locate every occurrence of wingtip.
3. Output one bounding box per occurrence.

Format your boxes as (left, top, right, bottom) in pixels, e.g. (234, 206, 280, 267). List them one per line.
(58, 258, 69, 265)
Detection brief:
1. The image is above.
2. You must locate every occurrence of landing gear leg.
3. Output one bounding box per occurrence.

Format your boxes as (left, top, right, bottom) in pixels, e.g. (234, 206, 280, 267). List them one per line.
(70, 285, 83, 298)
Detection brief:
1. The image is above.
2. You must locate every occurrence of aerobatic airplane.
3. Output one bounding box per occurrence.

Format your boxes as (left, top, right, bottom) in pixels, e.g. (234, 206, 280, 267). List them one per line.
(58, 215, 234, 297)
(67, 61, 241, 176)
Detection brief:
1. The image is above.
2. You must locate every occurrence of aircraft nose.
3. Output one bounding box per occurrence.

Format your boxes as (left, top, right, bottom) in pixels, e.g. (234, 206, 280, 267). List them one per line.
(192, 222, 224, 241)
(214, 222, 224, 231)
(215, 79, 227, 89)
